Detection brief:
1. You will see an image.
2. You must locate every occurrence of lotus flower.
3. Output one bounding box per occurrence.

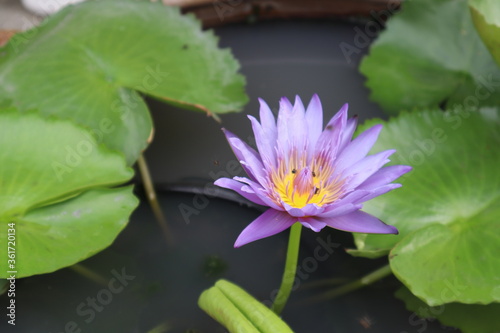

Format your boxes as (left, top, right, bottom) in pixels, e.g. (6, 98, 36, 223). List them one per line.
(215, 95, 411, 247)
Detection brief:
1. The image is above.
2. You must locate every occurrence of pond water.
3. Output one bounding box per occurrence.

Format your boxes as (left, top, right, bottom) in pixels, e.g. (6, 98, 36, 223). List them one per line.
(0, 190, 456, 333)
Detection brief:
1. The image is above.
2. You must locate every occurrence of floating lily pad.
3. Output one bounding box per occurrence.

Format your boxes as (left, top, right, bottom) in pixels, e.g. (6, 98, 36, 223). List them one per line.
(391, 214, 500, 305)
(469, 0, 500, 67)
(0, 0, 247, 164)
(349, 108, 500, 305)
(360, 0, 500, 114)
(396, 287, 500, 333)
(0, 110, 138, 278)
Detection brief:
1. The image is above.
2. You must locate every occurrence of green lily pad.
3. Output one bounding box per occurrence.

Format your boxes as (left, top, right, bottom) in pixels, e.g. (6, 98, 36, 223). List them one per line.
(351, 108, 500, 254)
(469, 0, 500, 67)
(360, 0, 500, 114)
(350, 108, 500, 305)
(7, 187, 138, 278)
(0, 110, 133, 214)
(0, 0, 247, 164)
(391, 216, 500, 305)
(0, 110, 137, 277)
(469, 0, 500, 26)
(199, 279, 294, 333)
(396, 287, 500, 333)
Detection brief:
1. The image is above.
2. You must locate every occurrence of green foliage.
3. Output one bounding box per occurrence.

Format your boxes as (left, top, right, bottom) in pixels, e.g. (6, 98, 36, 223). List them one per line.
(396, 287, 500, 333)
(0, 110, 138, 278)
(391, 209, 500, 305)
(360, 0, 500, 114)
(352, 0, 500, 329)
(198, 280, 294, 333)
(0, 0, 248, 278)
(0, 0, 247, 164)
(469, 0, 500, 67)
(350, 108, 500, 306)
(468, 0, 500, 26)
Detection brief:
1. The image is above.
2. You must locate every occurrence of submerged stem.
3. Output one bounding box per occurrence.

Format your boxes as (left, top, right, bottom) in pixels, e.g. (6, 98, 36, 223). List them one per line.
(69, 264, 108, 286)
(146, 321, 172, 333)
(271, 222, 302, 315)
(137, 154, 174, 246)
(304, 264, 393, 304)
(299, 276, 351, 290)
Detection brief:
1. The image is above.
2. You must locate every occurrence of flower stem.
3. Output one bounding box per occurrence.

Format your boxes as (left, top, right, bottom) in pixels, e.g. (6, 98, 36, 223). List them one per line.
(299, 276, 350, 290)
(271, 222, 302, 315)
(69, 264, 108, 286)
(137, 154, 174, 246)
(303, 264, 392, 304)
(146, 321, 172, 333)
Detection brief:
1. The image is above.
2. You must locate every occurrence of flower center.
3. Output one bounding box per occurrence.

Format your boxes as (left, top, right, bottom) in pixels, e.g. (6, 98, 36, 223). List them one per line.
(271, 154, 344, 209)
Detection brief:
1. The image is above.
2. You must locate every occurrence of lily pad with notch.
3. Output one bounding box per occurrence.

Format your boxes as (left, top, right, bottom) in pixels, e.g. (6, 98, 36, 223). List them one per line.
(0, 109, 138, 278)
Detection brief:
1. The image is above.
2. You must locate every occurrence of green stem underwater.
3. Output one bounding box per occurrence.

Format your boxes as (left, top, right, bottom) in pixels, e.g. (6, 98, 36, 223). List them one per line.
(271, 222, 303, 315)
(303, 264, 393, 304)
(69, 264, 108, 286)
(137, 154, 174, 246)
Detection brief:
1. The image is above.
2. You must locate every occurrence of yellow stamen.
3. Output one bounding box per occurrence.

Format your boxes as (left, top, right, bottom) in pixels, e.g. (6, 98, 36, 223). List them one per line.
(271, 152, 344, 209)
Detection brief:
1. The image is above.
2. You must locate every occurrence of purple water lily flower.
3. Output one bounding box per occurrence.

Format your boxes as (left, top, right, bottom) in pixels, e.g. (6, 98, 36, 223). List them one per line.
(215, 95, 411, 248)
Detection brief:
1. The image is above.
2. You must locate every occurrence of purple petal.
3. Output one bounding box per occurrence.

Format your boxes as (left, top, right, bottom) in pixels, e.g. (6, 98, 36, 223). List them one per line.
(248, 115, 276, 168)
(341, 149, 396, 192)
(233, 176, 283, 211)
(291, 95, 308, 148)
(353, 184, 402, 204)
(234, 209, 297, 247)
(319, 202, 363, 218)
(277, 97, 294, 153)
(338, 115, 358, 152)
(282, 202, 325, 217)
(314, 104, 348, 159)
(335, 124, 383, 172)
(298, 217, 327, 232)
(305, 94, 323, 151)
(251, 98, 278, 169)
(358, 165, 412, 190)
(319, 190, 370, 217)
(277, 96, 307, 153)
(222, 128, 261, 181)
(320, 210, 398, 234)
(258, 98, 277, 135)
(223, 129, 267, 183)
(214, 178, 268, 206)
